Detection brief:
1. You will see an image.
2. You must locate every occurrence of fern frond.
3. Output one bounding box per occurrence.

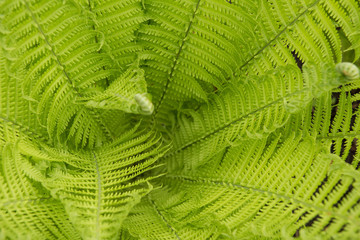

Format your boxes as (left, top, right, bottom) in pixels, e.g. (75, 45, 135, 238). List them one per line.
(0, 0, 126, 148)
(305, 90, 360, 168)
(276, 63, 360, 168)
(138, 0, 256, 122)
(74, 0, 147, 74)
(18, 125, 168, 240)
(76, 65, 154, 115)
(290, 91, 360, 169)
(237, 0, 360, 75)
(1, 0, 360, 239)
(0, 45, 48, 142)
(0, 127, 80, 239)
(125, 136, 360, 239)
(124, 195, 222, 240)
(119, 228, 139, 240)
(165, 63, 348, 170)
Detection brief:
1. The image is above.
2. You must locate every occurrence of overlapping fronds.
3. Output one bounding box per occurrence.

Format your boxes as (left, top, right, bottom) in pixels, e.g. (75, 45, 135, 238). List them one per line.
(0, 125, 80, 240)
(124, 135, 360, 239)
(75, 65, 154, 115)
(0, 0, 125, 148)
(119, 229, 139, 240)
(18, 126, 168, 240)
(165, 63, 349, 171)
(75, 0, 148, 74)
(237, 0, 360, 76)
(0, 46, 48, 141)
(320, 88, 360, 168)
(138, 0, 257, 121)
(124, 195, 222, 239)
(280, 66, 360, 169)
(1, 0, 360, 239)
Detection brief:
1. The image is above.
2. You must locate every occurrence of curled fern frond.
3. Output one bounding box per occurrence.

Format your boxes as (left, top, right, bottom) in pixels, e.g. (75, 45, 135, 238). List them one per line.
(336, 62, 360, 80)
(76, 65, 154, 115)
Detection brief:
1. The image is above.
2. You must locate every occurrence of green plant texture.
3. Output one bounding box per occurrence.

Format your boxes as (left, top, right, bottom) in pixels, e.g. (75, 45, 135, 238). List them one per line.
(1, 0, 360, 239)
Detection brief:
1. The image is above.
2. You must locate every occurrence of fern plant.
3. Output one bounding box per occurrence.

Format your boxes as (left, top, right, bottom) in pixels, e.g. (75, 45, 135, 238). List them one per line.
(1, 0, 360, 239)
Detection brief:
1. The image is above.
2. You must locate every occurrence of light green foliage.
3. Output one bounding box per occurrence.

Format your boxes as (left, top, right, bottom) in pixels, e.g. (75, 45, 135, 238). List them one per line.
(125, 136, 360, 239)
(76, 65, 153, 115)
(18, 125, 167, 240)
(1, 0, 360, 239)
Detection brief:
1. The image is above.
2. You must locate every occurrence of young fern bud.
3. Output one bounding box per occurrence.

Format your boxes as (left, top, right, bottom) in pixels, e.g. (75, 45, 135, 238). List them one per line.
(335, 62, 360, 80)
(134, 93, 154, 115)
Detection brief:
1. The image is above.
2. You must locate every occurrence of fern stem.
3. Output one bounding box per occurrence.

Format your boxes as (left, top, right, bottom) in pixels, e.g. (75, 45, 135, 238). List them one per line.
(0, 115, 46, 142)
(317, 133, 360, 140)
(92, 152, 102, 239)
(167, 175, 360, 224)
(23, 0, 80, 94)
(148, 195, 181, 240)
(0, 197, 52, 207)
(236, 0, 321, 74)
(154, 0, 202, 116)
(166, 87, 311, 159)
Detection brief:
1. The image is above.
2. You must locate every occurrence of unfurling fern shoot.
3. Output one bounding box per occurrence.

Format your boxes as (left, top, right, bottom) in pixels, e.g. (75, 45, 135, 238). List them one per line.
(336, 62, 360, 80)
(134, 93, 154, 115)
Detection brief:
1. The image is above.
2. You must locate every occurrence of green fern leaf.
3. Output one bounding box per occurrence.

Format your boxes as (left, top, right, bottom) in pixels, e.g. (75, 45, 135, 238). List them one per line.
(0, 126, 80, 240)
(0, 44, 48, 142)
(238, 0, 360, 76)
(76, 65, 154, 115)
(125, 135, 360, 239)
(18, 126, 168, 240)
(139, 0, 256, 122)
(1, 0, 360, 239)
(0, 0, 123, 148)
(74, 0, 148, 74)
(279, 63, 360, 168)
(165, 63, 349, 170)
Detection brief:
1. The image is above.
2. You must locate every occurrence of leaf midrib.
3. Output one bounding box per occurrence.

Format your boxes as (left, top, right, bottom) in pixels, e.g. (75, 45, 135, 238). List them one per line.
(0, 197, 53, 207)
(23, 0, 114, 141)
(166, 175, 360, 224)
(92, 152, 102, 240)
(154, 0, 202, 115)
(168, 87, 310, 158)
(24, 1, 80, 94)
(236, 0, 321, 74)
(149, 195, 182, 240)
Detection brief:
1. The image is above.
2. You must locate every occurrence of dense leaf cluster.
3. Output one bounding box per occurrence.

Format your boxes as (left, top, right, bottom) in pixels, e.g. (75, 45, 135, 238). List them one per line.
(1, 0, 360, 239)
